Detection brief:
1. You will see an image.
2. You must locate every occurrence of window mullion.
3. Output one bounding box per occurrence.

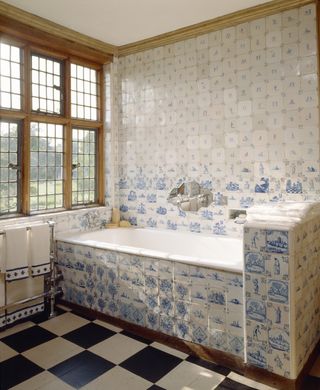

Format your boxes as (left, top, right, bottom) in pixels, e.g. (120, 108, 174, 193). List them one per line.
(64, 123, 72, 209)
(21, 45, 31, 214)
(64, 59, 72, 209)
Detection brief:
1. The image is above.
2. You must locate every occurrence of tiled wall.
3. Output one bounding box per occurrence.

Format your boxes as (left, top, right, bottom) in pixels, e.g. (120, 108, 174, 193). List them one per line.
(244, 218, 320, 379)
(56, 241, 244, 358)
(109, 3, 319, 236)
(244, 225, 292, 377)
(0, 207, 111, 235)
(292, 216, 320, 375)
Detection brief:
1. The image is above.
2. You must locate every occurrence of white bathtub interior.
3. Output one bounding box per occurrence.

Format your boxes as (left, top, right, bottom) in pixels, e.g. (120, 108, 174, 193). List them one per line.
(57, 228, 243, 272)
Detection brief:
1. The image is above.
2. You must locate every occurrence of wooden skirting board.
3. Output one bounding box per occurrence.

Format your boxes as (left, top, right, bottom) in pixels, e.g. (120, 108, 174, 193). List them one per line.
(58, 299, 320, 390)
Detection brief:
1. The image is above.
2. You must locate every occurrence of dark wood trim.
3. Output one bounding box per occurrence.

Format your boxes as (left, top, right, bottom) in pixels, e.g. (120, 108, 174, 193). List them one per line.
(97, 69, 105, 205)
(58, 299, 319, 390)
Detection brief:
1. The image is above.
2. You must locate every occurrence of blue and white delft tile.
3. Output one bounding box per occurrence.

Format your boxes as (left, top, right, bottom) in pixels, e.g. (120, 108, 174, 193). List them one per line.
(245, 274, 267, 299)
(245, 252, 266, 274)
(119, 253, 131, 269)
(267, 302, 289, 329)
(227, 286, 244, 311)
(246, 319, 268, 344)
(159, 278, 173, 297)
(146, 311, 159, 330)
(145, 293, 159, 312)
(226, 310, 244, 337)
(175, 300, 190, 321)
(158, 261, 173, 278)
(176, 320, 191, 341)
(145, 275, 158, 293)
(244, 227, 266, 251)
(247, 342, 267, 369)
(130, 256, 143, 271)
(206, 270, 226, 288)
(130, 303, 146, 326)
(174, 262, 190, 281)
(208, 309, 226, 331)
(189, 266, 207, 285)
(159, 315, 175, 336)
(228, 334, 244, 358)
(190, 303, 208, 325)
(207, 288, 226, 308)
(246, 298, 267, 323)
(226, 273, 243, 288)
(267, 279, 289, 305)
(144, 259, 159, 275)
(191, 284, 207, 304)
(192, 323, 208, 345)
(266, 254, 289, 280)
(174, 281, 191, 301)
(266, 230, 289, 254)
(267, 349, 291, 378)
(209, 329, 228, 352)
(131, 272, 144, 289)
(268, 327, 290, 353)
(160, 296, 174, 316)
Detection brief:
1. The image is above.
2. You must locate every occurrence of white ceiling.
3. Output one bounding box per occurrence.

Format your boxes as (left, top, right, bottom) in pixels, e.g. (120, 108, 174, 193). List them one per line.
(4, 0, 270, 46)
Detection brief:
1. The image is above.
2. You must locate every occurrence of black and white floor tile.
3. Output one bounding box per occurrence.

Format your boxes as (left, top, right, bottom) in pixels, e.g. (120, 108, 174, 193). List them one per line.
(0, 305, 319, 390)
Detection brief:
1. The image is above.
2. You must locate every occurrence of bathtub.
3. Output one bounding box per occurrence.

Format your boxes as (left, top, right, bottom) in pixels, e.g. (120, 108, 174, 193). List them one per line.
(56, 228, 243, 273)
(56, 228, 245, 358)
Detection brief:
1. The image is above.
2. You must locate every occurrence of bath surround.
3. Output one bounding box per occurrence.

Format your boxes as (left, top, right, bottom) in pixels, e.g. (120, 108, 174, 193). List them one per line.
(56, 215, 320, 382)
(56, 229, 245, 359)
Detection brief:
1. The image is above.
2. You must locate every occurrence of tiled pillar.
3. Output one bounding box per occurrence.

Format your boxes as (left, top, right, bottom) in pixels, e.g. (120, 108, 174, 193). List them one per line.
(244, 224, 292, 378)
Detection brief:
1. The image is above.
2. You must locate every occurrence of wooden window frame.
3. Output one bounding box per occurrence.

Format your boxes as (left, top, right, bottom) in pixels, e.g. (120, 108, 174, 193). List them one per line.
(0, 34, 105, 217)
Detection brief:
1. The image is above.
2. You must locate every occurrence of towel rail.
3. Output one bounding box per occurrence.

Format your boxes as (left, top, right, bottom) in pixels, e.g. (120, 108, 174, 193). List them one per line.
(0, 220, 58, 323)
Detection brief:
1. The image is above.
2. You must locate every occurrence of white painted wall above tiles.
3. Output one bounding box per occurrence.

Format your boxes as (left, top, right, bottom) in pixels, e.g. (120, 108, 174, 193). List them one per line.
(107, 4, 319, 237)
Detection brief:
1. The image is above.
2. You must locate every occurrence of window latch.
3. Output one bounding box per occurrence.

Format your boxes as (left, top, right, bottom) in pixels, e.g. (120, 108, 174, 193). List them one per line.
(72, 162, 81, 170)
(8, 163, 20, 171)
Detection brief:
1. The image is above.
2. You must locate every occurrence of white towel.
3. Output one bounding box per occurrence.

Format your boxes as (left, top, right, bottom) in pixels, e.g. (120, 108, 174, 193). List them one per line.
(5, 226, 28, 281)
(29, 224, 51, 276)
(0, 275, 5, 328)
(247, 202, 320, 218)
(0, 234, 4, 274)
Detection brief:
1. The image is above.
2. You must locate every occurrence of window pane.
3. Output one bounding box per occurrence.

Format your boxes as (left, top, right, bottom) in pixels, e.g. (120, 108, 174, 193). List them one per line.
(30, 122, 64, 211)
(0, 120, 20, 215)
(0, 43, 22, 110)
(31, 54, 63, 115)
(71, 64, 99, 120)
(72, 128, 97, 206)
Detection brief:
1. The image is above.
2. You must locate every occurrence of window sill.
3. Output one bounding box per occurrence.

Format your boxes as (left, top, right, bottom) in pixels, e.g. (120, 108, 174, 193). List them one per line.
(0, 204, 108, 222)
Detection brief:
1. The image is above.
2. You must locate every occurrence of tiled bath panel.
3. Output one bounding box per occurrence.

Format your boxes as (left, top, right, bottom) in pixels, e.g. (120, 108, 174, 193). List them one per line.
(56, 241, 245, 359)
(107, 3, 319, 237)
(244, 216, 320, 379)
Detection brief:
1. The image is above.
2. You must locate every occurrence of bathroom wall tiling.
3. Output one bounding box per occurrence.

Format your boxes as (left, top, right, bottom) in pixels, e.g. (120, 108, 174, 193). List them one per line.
(107, 3, 319, 236)
(244, 215, 320, 379)
(0, 207, 112, 235)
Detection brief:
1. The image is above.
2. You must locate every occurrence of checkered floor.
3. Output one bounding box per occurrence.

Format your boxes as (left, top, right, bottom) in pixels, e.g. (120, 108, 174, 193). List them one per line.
(0, 306, 319, 390)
